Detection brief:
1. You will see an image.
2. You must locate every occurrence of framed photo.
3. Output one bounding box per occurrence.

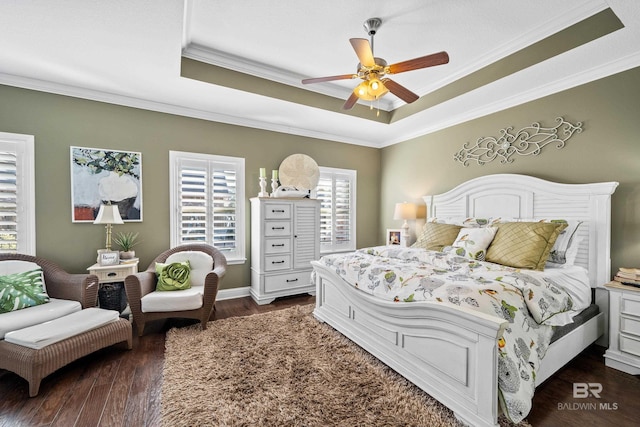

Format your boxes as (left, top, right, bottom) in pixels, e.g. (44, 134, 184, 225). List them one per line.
(386, 229, 402, 246)
(98, 250, 120, 266)
(70, 146, 142, 222)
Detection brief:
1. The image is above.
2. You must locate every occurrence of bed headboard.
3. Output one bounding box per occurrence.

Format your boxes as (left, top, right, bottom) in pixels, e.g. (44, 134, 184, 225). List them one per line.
(423, 174, 618, 289)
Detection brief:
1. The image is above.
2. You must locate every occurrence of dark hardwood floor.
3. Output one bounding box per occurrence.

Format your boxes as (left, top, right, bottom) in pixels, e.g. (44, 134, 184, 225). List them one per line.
(1, 295, 638, 427)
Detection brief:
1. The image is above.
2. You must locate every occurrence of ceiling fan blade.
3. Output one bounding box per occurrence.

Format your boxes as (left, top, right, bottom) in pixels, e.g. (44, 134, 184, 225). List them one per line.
(302, 74, 356, 84)
(342, 92, 359, 110)
(349, 38, 375, 67)
(381, 78, 419, 104)
(388, 51, 449, 74)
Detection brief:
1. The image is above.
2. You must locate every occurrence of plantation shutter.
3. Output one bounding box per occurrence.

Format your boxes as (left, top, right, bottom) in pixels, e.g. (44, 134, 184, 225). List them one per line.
(0, 151, 18, 252)
(316, 168, 356, 253)
(171, 152, 245, 263)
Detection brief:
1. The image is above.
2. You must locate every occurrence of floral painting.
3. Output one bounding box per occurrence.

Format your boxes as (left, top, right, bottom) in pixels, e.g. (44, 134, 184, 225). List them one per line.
(70, 146, 142, 222)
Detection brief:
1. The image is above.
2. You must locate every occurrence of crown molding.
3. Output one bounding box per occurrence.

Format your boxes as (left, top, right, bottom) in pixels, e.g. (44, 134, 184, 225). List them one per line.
(0, 72, 382, 148)
(182, 43, 396, 111)
(380, 49, 640, 147)
(386, 0, 610, 110)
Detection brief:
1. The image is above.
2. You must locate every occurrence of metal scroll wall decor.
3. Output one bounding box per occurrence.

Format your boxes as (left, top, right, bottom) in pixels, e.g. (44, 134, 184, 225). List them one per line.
(454, 117, 583, 167)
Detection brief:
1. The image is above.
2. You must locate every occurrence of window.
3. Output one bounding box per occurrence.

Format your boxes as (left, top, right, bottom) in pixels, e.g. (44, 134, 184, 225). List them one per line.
(170, 151, 245, 264)
(313, 167, 356, 253)
(0, 132, 35, 255)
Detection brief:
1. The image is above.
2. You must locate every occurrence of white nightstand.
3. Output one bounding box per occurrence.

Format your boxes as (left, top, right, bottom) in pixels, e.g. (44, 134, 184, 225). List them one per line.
(604, 281, 640, 375)
(87, 259, 139, 284)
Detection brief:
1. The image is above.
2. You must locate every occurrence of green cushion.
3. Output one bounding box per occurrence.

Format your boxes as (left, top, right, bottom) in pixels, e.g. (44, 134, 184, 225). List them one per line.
(156, 261, 191, 291)
(485, 222, 567, 271)
(0, 268, 49, 313)
(412, 223, 462, 251)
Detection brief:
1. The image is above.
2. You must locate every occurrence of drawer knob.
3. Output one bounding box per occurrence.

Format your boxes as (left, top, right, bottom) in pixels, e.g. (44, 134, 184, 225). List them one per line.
(272, 244, 285, 247)
(272, 209, 285, 213)
(107, 272, 117, 277)
(286, 278, 299, 283)
(272, 227, 285, 230)
(272, 260, 285, 264)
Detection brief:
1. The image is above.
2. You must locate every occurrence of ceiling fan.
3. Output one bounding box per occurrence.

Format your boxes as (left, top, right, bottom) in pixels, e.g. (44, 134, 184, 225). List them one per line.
(302, 18, 449, 111)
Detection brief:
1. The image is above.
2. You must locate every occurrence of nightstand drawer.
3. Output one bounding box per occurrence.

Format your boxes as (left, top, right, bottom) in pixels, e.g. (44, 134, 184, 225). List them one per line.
(264, 254, 291, 271)
(264, 271, 312, 292)
(620, 333, 640, 358)
(621, 315, 640, 338)
(94, 269, 129, 282)
(264, 204, 291, 219)
(264, 221, 291, 236)
(265, 238, 290, 254)
(621, 295, 640, 317)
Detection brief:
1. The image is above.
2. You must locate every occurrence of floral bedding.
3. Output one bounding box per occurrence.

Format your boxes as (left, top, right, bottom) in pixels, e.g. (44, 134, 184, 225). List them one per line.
(317, 246, 576, 423)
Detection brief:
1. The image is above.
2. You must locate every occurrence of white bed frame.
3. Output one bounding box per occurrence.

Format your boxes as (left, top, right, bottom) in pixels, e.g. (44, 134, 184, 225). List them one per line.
(312, 174, 618, 427)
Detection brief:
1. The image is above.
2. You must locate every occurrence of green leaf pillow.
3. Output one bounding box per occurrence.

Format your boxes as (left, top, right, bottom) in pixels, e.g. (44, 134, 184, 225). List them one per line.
(155, 261, 191, 291)
(0, 268, 50, 313)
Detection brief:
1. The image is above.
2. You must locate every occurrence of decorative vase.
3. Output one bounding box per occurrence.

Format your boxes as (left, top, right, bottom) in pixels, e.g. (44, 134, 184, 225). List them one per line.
(120, 250, 135, 260)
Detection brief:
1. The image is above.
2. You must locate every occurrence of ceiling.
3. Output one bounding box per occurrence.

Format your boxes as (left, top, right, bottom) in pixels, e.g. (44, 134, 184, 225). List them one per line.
(0, 0, 639, 148)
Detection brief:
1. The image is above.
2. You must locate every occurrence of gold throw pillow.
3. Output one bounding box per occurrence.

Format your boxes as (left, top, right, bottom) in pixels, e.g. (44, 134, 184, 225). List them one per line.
(485, 222, 567, 271)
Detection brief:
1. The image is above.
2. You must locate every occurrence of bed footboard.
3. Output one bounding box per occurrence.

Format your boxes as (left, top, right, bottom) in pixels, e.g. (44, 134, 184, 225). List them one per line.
(312, 261, 508, 427)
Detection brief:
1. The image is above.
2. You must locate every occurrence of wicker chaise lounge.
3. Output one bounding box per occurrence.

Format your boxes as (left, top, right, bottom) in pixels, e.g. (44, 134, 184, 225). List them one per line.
(0, 254, 132, 397)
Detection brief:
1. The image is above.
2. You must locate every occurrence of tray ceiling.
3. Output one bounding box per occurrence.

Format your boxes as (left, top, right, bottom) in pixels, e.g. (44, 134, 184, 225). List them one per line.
(1, 0, 639, 147)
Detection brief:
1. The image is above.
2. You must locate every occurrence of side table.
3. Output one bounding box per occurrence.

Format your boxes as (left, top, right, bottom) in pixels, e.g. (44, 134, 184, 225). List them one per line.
(603, 281, 640, 375)
(88, 260, 139, 314)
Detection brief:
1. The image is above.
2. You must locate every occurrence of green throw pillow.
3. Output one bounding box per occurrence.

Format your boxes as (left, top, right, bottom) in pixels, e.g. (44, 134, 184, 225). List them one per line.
(0, 268, 49, 313)
(155, 261, 191, 291)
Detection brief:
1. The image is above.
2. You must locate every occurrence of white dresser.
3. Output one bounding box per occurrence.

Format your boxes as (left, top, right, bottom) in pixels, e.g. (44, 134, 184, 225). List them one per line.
(250, 197, 320, 304)
(604, 281, 640, 375)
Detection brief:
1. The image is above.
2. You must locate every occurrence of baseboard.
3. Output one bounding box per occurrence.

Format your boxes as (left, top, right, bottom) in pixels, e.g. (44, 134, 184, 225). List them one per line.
(217, 286, 251, 301)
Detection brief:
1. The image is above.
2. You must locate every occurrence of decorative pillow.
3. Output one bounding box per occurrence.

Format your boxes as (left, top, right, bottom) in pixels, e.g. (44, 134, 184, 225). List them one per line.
(412, 223, 462, 251)
(0, 268, 49, 314)
(546, 220, 583, 266)
(485, 222, 567, 271)
(450, 227, 498, 260)
(165, 251, 214, 287)
(155, 261, 191, 291)
(0, 260, 46, 291)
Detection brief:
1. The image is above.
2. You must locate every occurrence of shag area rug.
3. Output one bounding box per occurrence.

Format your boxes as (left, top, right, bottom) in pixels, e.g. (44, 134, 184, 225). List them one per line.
(162, 304, 529, 427)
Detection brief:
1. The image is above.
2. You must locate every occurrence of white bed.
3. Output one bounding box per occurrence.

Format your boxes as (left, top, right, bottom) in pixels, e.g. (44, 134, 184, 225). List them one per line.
(312, 174, 618, 427)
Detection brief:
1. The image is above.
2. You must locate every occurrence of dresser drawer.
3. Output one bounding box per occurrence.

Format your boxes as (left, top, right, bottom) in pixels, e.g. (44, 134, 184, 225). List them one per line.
(265, 238, 290, 254)
(264, 254, 291, 271)
(620, 333, 640, 358)
(264, 270, 312, 292)
(265, 204, 291, 219)
(621, 315, 640, 338)
(264, 221, 291, 236)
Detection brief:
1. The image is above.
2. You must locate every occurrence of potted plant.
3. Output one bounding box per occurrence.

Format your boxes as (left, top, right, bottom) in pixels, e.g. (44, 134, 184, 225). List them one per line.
(113, 231, 140, 259)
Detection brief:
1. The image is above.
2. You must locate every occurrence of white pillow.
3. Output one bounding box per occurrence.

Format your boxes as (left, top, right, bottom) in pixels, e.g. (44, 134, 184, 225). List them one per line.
(0, 260, 46, 291)
(450, 227, 498, 260)
(165, 251, 214, 287)
(547, 221, 583, 266)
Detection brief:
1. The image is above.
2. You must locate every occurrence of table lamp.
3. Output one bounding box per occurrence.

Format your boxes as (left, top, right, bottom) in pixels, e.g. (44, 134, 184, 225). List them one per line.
(393, 202, 417, 247)
(94, 203, 124, 250)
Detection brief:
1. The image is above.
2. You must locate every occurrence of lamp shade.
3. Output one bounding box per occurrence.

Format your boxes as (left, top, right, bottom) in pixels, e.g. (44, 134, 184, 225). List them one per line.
(393, 202, 417, 221)
(93, 204, 124, 225)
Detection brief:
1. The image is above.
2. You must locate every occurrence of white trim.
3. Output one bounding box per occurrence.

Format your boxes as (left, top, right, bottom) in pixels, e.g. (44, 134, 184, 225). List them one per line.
(0, 132, 36, 255)
(216, 285, 251, 301)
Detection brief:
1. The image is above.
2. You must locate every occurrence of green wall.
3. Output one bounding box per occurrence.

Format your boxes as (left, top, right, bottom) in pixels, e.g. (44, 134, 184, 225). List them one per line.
(0, 85, 381, 290)
(381, 66, 640, 276)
